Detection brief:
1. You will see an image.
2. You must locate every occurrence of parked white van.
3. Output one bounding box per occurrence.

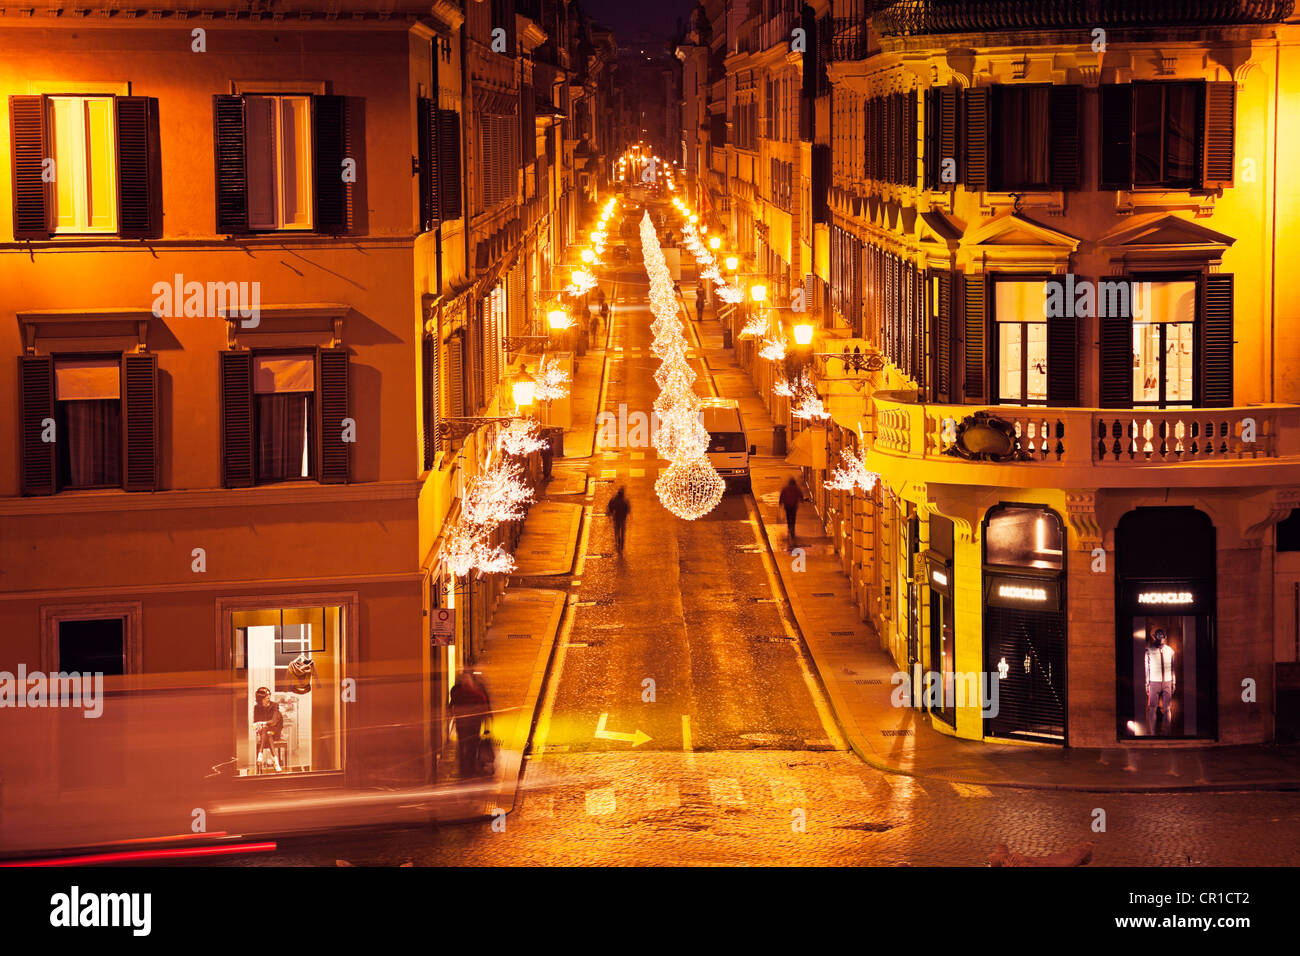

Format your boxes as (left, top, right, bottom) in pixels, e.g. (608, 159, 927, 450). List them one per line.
(698, 398, 756, 491)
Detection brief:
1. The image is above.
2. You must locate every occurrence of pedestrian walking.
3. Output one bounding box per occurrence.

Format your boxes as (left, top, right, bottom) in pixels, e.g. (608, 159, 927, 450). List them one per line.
(779, 478, 803, 551)
(449, 670, 493, 778)
(606, 485, 631, 555)
(600, 298, 610, 330)
(695, 284, 707, 322)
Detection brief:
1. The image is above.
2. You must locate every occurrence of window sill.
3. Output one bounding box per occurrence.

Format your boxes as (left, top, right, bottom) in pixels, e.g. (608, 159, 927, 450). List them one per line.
(1, 480, 419, 516)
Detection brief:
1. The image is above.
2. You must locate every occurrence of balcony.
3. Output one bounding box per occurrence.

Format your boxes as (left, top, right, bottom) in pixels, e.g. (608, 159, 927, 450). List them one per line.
(872, 0, 1296, 36)
(830, 18, 869, 61)
(865, 395, 1300, 489)
(758, 9, 798, 52)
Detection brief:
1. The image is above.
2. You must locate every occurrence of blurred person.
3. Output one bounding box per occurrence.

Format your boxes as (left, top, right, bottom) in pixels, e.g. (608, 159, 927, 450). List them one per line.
(449, 671, 492, 778)
(695, 284, 706, 322)
(606, 486, 631, 555)
(779, 478, 803, 551)
(253, 687, 283, 772)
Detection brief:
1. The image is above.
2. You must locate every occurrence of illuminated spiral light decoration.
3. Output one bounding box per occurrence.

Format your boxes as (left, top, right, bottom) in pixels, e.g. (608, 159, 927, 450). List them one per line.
(639, 210, 724, 520)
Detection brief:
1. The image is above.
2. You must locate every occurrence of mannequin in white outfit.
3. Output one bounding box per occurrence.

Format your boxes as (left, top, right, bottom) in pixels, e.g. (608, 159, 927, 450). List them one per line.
(1145, 628, 1176, 735)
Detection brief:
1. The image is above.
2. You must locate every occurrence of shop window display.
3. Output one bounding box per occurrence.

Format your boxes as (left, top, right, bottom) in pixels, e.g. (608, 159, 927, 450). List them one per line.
(1128, 616, 1199, 737)
(232, 605, 343, 775)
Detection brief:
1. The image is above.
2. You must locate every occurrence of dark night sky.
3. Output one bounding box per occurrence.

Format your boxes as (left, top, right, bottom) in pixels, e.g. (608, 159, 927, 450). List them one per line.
(582, 0, 700, 50)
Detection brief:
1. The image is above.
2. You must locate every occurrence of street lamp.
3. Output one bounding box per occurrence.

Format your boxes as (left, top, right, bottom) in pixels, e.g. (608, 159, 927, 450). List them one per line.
(512, 368, 536, 409)
(750, 284, 767, 304)
(709, 236, 721, 251)
(725, 255, 739, 272)
(792, 322, 815, 347)
(548, 308, 572, 331)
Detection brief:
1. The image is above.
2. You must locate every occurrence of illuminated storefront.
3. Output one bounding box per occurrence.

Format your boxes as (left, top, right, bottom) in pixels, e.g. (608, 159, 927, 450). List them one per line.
(982, 505, 1067, 743)
(1116, 508, 1217, 740)
(925, 515, 955, 726)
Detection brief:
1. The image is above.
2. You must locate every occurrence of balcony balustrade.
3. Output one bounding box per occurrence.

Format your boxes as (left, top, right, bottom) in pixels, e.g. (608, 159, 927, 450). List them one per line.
(873, 0, 1295, 36)
(866, 394, 1300, 489)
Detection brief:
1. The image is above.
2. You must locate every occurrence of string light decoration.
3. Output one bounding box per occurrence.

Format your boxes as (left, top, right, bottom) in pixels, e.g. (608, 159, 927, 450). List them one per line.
(654, 456, 726, 521)
(533, 357, 572, 402)
(653, 405, 710, 461)
(740, 313, 769, 339)
(462, 458, 534, 526)
(778, 369, 831, 421)
(444, 523, 516, 578)
(497, 418, 548, 457)
(759, 337, 787, 362)
(566, 267, 598, 297)
(825, 450, 880, 494)
(716, 283, 744, 304)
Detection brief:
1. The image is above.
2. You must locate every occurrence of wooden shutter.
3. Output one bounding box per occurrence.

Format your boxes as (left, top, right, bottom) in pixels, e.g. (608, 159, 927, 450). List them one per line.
(10, 95, 50, 240)
(418, 97, 437, 231)
(121, 352, 158, 491)
(939, 87, 958, 188)
(18, 356, 56, 495)
(448, 331, 465, 419)
(471, 307, 485, 411)
(1201, 81, 1235, 190)
(422, 334, 437, 470)
(1201, 273, 1234, 407)
(962, 272, 987, 402)
(963, 87, 989, 191)
(905, 90, 918, 188)
(219, 350, 254, 487)
(1046, 312, 1079, 406)
(438, 109, 463, 220)
(1098, 284, 1132, 408)
(312, 94, 350, 234)
(1098, 84, 1133, 190)
(115, 96, 161, 239)
(213, 95, 249, 233)
(1048, 85, 1080, 191)
(316, 346, 350, 483)
(934, 271, 953, 402)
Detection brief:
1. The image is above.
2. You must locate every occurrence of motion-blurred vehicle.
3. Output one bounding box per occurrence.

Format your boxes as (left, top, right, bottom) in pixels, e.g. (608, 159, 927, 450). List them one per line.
(699, 398, 755, 492)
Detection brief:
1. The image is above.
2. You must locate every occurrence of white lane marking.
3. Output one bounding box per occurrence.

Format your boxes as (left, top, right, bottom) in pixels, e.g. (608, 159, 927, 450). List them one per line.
(741, 493, 848, 752)
(630, 468, 645, 478)
(681, 715, 692, 751)
(600, 469, 617, 479)
(630, 452, 646, 460)
(709, 777, 745, 806)
(950, 782, 993, 799)
(769, 778, 807, 805)
(585, 787, 617, 815)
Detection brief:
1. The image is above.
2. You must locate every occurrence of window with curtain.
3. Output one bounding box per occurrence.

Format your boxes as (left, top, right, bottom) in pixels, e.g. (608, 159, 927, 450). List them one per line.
(54, 357, 122, 488)
(254, 353, 314, 482)
(48, 96, 118, 233)
(994, 280, 1049, 405)
(1132, 280, 1197, 408)
(993, 86, 1050, 190)
(1133, 83, 1199, 188)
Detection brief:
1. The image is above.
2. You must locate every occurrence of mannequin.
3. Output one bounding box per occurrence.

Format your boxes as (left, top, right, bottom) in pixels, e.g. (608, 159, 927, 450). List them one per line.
(1144, 628, 1176, 735)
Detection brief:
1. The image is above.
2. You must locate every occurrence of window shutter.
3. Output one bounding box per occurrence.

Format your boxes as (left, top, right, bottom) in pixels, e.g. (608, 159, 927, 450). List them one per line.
(1046, 312, 1079, 406)
(934, 271, 953, 402)
(1201, 81, 1235, 190)
(18, 356, 56, 495)
(312, 94, 350, 234)
(1201, 273, 1234, 407)
(10, 95, 51, 240)
(905, 90, 918, 188)
(1048, 85, 1080, 191)
(448, 331, 465, 419)
(939, 87, 958, 189)
(1098, 294, 1132, 409)
(121, 352, 158, 491)
(213, 95, 249, 233)
(471, 307, 485, 411)
(115, 96, 161, 239)
(422, 334, 438, 470)
(961, 272, 987, 402)
(219, 350, 254, 487)
(316, 346, 350, 483)
(418, 97, 437, 231)
(1098, 84, 1132, 190)
(963, 87, 989, 191)
(433, 109, 456, 221)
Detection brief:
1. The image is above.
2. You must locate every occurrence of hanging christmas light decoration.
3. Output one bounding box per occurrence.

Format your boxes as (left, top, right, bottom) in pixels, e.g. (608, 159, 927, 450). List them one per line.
(781, 368, 831, 421)
(566, 267, 598, 297)
(533, 357, 572, 402)
(716, 283, 744, 304)
(759, 337, 787, 362)
(654, 456, 726, 520)
(462, 458, 534, 526)
(497, 418, 548, 457)
(825, 449, 880, 494)
(652, 405, 710, 461)
(740, 313, 769, 339)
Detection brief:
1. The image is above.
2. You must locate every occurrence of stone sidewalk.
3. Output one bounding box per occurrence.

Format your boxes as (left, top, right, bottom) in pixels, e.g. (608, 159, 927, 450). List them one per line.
(683, 270, 1300, 793)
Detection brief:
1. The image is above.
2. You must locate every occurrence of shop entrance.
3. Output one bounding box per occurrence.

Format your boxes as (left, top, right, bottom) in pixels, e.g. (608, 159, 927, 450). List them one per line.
(1116, 508, 1217, 740)
(982, 506, 1067, 743)
(926, 515, 956, 726)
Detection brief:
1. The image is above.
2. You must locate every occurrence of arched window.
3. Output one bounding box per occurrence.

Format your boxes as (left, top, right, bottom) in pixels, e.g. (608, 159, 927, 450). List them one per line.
(984, 504, 1063, 571)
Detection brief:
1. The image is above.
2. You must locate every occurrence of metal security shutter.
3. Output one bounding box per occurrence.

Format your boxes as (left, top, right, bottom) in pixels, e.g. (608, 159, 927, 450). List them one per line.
(121, 352, 158, 491)
(1201, 82, 1235, 190)
(1048, 85, 1080, 191)
(1046, 311, 1079, 406)
(984, 605, 1066, 742)
(1201, 273, 1234, 407)
(10, 95, 50, 240)
(213, 95, 249, 233)
(316, 346, 350, 484)
(219, 351, 254, 487)
(962, 272, 987, 402)
(963, 87, 988, 191)
(312, 94, 350, 234)
(18, 355, 56, 496)
(115, 96, 161, 239)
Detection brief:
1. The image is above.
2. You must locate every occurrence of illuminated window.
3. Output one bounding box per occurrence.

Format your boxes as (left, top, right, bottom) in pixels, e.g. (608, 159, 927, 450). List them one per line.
(245, 95, 313, 230)
(985, 505, 1063, 571)
(994, 280, 1048, 405)
(253, 352, 315, 483)
(1131, 281, 1196, 408)
(233, 605, 343, 776)
(48, 96, 117, 234)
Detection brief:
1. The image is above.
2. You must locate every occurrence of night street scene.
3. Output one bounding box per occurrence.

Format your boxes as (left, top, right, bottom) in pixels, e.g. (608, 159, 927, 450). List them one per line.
(2, 0, 1300, 938)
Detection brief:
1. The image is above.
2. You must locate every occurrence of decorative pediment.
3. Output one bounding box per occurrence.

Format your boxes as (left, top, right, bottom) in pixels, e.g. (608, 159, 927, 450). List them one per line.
(916, 209, 963, 246)
(962, 211, 1081, 251)
(1101, 213, 1236, 251)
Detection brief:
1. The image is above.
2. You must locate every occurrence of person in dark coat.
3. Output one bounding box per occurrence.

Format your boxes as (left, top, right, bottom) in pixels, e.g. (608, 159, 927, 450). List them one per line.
(695, 284, 707, 322)
(606, 486, 631, 555)
(253, 687, 284, 772)
(779, 478, 803, 550)
(449, 671, 492, 778)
